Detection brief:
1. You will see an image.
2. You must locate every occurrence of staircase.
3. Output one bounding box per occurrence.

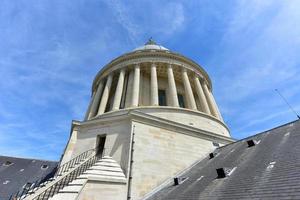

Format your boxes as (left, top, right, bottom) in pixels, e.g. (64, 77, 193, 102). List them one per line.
(9, 149, 96, 200)
(49, 156, 126, 200)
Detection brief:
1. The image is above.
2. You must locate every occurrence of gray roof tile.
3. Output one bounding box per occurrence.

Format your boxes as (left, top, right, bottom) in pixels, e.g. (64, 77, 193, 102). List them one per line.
(147, 120, 300, 200)
(0, 156, 57, 200)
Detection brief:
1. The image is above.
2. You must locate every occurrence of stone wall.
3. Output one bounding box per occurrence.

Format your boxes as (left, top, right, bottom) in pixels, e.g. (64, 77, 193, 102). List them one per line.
(78, 181, 127, 200)
(136, 107, 230, 137)
(61, 119, 132, 175)
(130, 121, 217, 199)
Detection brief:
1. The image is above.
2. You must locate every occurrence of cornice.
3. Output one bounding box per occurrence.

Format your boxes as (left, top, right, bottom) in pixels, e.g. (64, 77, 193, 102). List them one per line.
(73, 109, 234, 144)
(91, 50, 212, 92)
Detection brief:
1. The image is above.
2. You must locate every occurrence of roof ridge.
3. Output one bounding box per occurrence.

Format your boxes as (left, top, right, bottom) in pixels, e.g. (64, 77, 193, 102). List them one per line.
(217, 119, 300, 150)
(0, 155, 58, 163)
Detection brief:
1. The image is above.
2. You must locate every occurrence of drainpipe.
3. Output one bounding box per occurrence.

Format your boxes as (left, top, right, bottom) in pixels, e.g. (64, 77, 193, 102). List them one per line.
(127, 124, 136, 200)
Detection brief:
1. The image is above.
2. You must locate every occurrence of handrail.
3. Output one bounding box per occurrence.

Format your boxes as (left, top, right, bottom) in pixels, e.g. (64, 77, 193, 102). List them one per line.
(9, 148, 96, 200)
(54, 148, 95, 177)
(32, 153, 99, 200)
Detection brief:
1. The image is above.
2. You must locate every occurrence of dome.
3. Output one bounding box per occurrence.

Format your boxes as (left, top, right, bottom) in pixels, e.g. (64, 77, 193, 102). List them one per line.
(86, 39, 230, 137)
(133, 38, 169, 52)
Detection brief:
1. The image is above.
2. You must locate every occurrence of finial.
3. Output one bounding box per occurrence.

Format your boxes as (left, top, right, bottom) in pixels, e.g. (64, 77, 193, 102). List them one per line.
(145, 37, 157, 45)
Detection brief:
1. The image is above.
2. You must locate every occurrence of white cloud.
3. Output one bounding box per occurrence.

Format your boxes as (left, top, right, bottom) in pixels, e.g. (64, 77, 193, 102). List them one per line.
(104, 0, 140, 45)
(154, 2, 185, 35)
(103, 0, 185, 44)
(219, 62, 298, 102)
(210, 1, 300, 137)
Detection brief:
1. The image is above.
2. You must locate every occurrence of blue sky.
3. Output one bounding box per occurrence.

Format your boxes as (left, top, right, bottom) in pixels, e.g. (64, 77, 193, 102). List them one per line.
(0, 0, 300, 161)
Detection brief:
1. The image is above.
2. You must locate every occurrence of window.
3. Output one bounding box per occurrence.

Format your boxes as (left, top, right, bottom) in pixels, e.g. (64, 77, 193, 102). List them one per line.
(178, 94, 185, 108)
(213, 142, 220, 147)
(41, 164, 48, 170)
(158, 90, 167, 106)
(3, 161, 13, 166)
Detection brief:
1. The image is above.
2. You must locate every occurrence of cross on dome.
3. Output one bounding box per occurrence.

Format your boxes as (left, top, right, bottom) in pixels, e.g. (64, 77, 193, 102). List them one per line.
(145, 37, 157, 45)
(133, 38, 169, 51)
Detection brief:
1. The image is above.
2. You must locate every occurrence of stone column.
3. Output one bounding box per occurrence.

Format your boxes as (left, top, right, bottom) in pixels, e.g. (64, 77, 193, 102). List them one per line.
(131, 64, 140, 107)
(150, 63, 159, 106)
(209, 89, 224, 121)
(84, 90, 95, 120)
(194, 76, 211, 114)
(167, 64, 179, 107)
(112, 69, 125, 111)
(202, 81, 222, 120)
(125, 69, 134, 108)
(97, 74, 113, 115)
(182, 68, 197, 110)
(88, 80, 104, 119)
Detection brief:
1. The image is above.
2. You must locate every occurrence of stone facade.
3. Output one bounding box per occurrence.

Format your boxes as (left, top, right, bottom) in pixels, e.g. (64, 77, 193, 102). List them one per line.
(130, 121, 219, 199)
(59, 40, 234, 200)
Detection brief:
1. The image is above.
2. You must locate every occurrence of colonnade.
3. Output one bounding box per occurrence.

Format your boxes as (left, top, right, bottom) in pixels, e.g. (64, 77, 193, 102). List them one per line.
(85, 63, 223, 121)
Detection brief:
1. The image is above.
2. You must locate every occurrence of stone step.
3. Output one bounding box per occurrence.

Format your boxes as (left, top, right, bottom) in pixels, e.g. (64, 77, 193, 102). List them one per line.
(67, 178, 87, 186)
(49, 192, 78, 200)
(93, 162, 120, 168)
(84, 169, 126, 177)
(60, 185, 82, 193)
(43, 156, 126, 200)
(81, 174, 127, 183)
(89, 165, 123, 172)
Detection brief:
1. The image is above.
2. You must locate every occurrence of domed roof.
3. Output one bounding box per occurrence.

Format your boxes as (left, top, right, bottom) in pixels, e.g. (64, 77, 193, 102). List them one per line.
(133, 38, 169, 52)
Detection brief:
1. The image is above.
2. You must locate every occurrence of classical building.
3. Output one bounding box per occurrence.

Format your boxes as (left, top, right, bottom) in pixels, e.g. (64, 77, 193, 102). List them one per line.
(57, 39, 233, 200)
(4, 40, 300, 200)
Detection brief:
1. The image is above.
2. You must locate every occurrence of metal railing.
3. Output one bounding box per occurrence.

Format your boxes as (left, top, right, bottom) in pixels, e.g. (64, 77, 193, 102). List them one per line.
(32, 153, 99, 200)
(9, 148, 96, 200)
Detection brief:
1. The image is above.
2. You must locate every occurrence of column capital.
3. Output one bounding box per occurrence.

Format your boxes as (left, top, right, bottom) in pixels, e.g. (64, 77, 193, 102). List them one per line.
(151, 62, 157, 67)
(119, 68, 126, 73)
(193, 72, 203, 79)
(193, 74, 200, 80)
(182, 67, 188, 73)
(200, 79, 210, 89)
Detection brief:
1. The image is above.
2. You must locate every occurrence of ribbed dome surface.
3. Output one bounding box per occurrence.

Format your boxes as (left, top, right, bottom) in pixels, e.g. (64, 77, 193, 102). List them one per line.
(133, 44, 169, 51)
(133, 38, 169, 51)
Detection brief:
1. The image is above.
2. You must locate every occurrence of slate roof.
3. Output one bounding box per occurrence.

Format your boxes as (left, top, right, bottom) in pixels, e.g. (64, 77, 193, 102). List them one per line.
(0, 156, 58, 200)
(147, 119, 300, 200)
